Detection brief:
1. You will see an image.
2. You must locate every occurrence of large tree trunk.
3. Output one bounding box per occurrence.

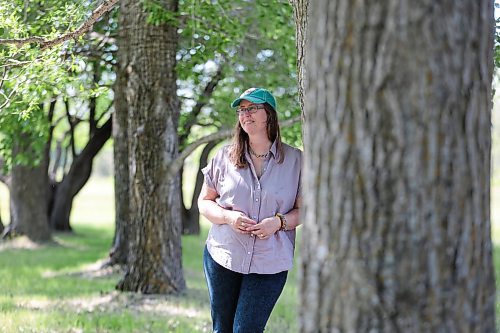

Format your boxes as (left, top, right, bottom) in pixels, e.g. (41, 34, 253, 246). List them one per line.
(0, 161, 7, 234)
(4, 101, 56, 241)
(108, 47, 130, 266)
(0, 197, 4, 234)
(181, 140, 217, 235)
(7, 135, 51, 242)
(116, 0, 185, 294)
(49, 119, 112, 231)
(289, 0, 308, 120)
(300, 1, 495, 332)
(0, 176, 4, 234)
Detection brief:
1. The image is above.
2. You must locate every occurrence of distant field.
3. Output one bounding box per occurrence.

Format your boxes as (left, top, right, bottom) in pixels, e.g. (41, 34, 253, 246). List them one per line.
(492, 178, 500, 243)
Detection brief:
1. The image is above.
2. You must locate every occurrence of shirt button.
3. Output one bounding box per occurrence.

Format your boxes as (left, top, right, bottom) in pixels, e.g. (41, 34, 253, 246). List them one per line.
(247, 252, 251, 255)
(255, 198, 259, 202)
(251, 234, 254, 237)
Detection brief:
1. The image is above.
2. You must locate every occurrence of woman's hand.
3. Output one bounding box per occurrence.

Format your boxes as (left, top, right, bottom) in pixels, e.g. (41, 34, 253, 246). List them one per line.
(246, 216, 281, 240)
(225, 210, 257, 234)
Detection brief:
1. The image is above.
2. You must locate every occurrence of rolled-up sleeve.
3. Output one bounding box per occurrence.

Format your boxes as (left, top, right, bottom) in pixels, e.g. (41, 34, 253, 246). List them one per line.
(296, 152, 302, 201)
(201, 148, 224, 191)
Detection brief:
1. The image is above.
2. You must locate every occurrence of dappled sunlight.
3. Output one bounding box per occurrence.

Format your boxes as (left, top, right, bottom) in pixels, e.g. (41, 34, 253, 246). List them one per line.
(0, 234, 92, 253)
(15, 291, 209, 321)
(42, 258, 123, 279)
(0, 236, 43, 251)
(0, 234, 92, 252)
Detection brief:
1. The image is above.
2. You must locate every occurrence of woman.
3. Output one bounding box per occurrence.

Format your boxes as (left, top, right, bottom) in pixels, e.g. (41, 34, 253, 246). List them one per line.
(198, 87, 302, 333)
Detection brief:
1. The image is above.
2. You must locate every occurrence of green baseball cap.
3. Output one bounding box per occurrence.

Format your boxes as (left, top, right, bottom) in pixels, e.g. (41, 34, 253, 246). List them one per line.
(230, 87, 277, 111)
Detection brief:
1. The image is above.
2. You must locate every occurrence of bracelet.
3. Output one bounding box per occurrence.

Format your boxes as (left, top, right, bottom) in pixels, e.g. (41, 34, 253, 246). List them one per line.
(275, 213, 287, 231)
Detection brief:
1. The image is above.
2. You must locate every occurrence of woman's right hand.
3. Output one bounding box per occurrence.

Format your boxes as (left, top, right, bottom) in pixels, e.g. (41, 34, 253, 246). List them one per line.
(224, 210, 257, 234)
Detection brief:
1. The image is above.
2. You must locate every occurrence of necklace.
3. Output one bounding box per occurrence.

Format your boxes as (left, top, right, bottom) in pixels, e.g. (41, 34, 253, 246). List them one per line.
(249, 146, 269, 158)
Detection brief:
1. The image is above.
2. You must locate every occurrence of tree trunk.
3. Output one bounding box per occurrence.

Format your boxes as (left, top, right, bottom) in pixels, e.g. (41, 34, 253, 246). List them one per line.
(182, 140, 217, 235)
(0, 201, 4, 234)
(7, 135, 51, 241)
(0, 174, 7, 235)
(116, 0, 186, 294)
(300, 1, 495, 332)
(289, 0, 308, 120)
(49, 118, 112, 231)
(108, 48, 130, 266)
(180, 166, 189, 232)
(0, 157, 5, 234)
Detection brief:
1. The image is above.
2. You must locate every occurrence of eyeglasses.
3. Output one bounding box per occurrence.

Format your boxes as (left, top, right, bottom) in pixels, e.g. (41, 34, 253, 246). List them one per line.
(236, 105, 264, 115)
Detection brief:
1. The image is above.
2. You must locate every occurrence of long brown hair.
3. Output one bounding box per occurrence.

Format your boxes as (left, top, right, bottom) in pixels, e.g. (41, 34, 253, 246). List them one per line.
(228, 103, 284, 168)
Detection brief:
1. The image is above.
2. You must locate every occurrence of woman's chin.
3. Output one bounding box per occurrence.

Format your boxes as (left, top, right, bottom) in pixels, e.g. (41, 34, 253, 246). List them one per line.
(242, 126, 265, 136)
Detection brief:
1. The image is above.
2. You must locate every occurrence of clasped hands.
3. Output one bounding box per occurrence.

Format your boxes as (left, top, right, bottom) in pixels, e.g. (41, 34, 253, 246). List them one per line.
(226, 211, 280, 240)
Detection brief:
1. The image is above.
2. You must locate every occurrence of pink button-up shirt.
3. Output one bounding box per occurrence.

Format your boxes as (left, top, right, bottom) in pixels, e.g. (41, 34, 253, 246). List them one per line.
(202, 141, 302, 274)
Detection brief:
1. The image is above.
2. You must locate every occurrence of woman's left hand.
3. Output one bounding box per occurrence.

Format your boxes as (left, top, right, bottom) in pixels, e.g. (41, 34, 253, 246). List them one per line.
(246, 216, 281, 240)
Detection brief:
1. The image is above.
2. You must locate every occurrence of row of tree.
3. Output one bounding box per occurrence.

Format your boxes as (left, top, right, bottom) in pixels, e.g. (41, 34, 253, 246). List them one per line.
(0, 0, 301, 291)
(0, 2, 300, 246)
(0, 0, 497, 330)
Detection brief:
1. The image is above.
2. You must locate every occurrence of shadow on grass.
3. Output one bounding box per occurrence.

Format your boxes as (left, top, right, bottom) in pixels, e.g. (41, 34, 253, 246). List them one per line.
(0, 223, 214, 332)
(4, 222, 497, 332)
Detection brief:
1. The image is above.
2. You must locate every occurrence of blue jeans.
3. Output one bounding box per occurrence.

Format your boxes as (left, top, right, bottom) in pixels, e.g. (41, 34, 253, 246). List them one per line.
(203, 246, 288, 333)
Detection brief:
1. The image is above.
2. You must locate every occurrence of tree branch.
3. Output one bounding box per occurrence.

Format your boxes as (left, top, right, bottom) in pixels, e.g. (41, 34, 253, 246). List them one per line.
(0, 0, 120, 50)
(170, 128, 232, 177)
(0, 67, 7, 92)
(23, 0, 29, 23)
(64, 99, 77, 158)
(0, 87, 17, 110)
(0, 158, 9, 186)
(169, 115, 302, 176)
(0, 37, 47, 47)
(96, 101, 114, 125)
(179, 63, 225, 146)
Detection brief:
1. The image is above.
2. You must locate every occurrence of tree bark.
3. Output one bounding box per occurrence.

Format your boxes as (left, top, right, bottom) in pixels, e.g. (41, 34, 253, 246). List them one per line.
(108, 42, 130, 266)
(116, 0, 185, 294)
(49, 118, 112, 231)
(7, 134, 51, 241)
(0, 200, 4, 234)
(181, 140, 217, 235)
(300, 1, 495, 332)
(0, 159, 7, 234)
(4, 101, 55, 241)
(289, 0, 308, 121)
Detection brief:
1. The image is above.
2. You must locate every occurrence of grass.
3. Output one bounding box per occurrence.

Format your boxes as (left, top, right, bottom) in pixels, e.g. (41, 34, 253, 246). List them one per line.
(0, 177, 298, 333)
(0, 174, 499, 332)
(0, 224, 298, 333)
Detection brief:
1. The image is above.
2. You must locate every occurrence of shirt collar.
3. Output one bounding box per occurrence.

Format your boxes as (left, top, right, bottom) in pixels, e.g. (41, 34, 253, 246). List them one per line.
(245, 139, 279, 160)
(269, 139, 278, 160)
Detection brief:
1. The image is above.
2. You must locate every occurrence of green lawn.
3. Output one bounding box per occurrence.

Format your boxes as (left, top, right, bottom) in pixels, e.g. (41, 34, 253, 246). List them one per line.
(0, 176, 498, 332)
(0, 225, 298, 333)
(0, 177, 297, 333)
